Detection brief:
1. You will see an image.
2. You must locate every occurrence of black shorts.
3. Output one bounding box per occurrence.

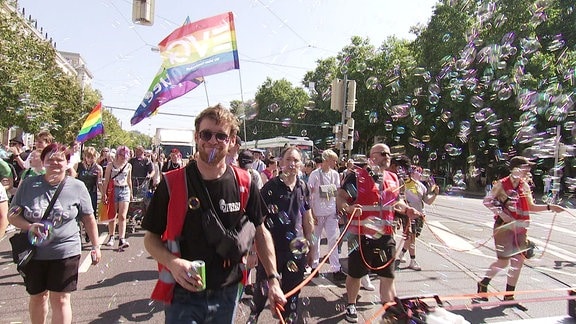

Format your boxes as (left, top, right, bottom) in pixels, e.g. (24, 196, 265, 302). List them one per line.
(347, 235, 396, 279)
(23, 255, 81, 295)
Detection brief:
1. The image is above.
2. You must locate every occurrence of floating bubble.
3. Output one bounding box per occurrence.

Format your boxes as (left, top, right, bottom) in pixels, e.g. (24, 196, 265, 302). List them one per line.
(428, 94, 440, 105)
(368, 111, 378, 124)
(301, 129, 308, 137)
(265, 217, 275, 229)
(29, 220, 54, 246)
(384, 121, 393, 131)
(301, 296, 311, 307)
(9, 205, 23, 218)
(286, 260, 299, 272)
(281, 118, 292, 128)
(442, 33, 451, 42)
(429, 152, 438, 161)
(267, 103, 280, 113)
(396, 126, 405, 135)
(356, 62, 367, 73)
(289, 237, 310, 257)
(188, 197, 200, 210)
(366, 76, 379, 90)
(278, 211, 291, 225)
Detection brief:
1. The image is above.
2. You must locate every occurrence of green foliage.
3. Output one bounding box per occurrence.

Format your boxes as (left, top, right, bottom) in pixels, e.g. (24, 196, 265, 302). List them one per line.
(0, 2, 151, 150)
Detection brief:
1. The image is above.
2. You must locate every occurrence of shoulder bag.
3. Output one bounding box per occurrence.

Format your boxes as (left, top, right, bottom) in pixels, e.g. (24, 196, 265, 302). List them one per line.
(10, 177, 67, 277)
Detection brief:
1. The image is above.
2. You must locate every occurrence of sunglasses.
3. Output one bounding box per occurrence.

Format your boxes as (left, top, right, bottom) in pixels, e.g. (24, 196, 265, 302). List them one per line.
(377, 151, 391, 157)
(199, 130, 230, 142)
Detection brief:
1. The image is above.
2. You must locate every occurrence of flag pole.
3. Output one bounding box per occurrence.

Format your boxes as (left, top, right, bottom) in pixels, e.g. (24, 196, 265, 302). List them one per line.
(238, 69, 247, 143)
(203, 79, 210, 107)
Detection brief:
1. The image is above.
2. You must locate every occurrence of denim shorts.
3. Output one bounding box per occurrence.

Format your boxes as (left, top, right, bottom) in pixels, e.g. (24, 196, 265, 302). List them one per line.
(114, 185, 131, 203)
(166, 284, 241, 324)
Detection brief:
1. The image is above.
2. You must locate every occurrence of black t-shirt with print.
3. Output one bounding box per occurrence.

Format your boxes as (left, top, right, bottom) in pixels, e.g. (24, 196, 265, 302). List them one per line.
(142, 163, 266, 289)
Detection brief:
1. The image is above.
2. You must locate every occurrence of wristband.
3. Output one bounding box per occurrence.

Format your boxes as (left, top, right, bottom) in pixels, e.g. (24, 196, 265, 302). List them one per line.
(267, 273, 281, 281)
(91, 245, 101, 250)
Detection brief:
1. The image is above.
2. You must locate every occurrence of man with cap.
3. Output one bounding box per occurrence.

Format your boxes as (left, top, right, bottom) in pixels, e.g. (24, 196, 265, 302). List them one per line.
(249, 149, 266, 173)
(337, 143, 423, 322)
(475, 155, 565, 310)
(6, 134, 30, 188)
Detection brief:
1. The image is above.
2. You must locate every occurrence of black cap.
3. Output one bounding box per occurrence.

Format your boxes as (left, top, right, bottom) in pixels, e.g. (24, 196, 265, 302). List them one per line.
(238, 150, 253, 168)
(9, 135, 24, 145)
(509, 156, 535, 170)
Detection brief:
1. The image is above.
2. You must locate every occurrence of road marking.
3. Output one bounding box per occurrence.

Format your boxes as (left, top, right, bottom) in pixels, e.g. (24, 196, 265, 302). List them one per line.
(426, 220, 487, 257)
(79, 233, 108, 273)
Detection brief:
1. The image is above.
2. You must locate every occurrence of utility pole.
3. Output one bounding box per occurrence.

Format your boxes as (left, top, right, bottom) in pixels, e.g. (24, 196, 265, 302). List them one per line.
(330, 75, 356, 158)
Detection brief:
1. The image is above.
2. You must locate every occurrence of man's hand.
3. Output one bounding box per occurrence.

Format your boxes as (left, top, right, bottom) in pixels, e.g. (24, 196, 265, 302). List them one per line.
(167, 258, 205, 293)
(406, 207, 423, 220)
(267, 278, 287, 312)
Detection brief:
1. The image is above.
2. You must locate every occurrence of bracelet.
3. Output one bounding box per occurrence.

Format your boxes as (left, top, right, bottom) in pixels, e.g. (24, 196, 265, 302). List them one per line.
(91, 245, 101, 250)
(267, 273, 281, 281)
(547, 204, 551, 211)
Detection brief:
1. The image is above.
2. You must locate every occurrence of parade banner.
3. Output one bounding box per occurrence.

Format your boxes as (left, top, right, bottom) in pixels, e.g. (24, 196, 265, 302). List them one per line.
(131, 12, 240, 126)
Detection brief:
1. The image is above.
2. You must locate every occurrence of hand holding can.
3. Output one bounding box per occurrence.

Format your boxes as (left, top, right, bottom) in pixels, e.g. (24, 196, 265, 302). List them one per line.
(187, 260, 206, 291)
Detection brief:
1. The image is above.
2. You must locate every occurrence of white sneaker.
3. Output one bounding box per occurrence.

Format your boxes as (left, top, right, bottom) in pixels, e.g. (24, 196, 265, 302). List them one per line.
(399, 252, 407, 263)
(105, 236, 115, 247)
(408, 259, 422, 271)
(361, 275, 375, 291)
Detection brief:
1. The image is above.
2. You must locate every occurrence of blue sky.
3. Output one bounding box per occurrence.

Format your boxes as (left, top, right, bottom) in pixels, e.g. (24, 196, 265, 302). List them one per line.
(17, 0, 438, 135)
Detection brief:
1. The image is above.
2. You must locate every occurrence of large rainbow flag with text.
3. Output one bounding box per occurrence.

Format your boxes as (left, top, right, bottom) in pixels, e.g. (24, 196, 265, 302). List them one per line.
(76, 102, 104, 143)
(131, 12, 240, 126)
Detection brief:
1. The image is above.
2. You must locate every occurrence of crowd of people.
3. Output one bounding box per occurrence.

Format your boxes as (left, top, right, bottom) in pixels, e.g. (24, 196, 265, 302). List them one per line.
(0, 105, 567, 324)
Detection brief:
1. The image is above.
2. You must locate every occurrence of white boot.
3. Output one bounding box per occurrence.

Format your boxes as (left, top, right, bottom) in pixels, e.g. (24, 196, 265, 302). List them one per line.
(361, 274, 375, 291)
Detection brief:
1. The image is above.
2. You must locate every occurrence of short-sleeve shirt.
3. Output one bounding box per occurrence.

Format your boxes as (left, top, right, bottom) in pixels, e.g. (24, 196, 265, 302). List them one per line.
(142, 164, 267, 289)
(10, 176, 93, 260)
(260, 176, 310, 254)
(308, 168, 339, 217)
(129, 157, 153, 179)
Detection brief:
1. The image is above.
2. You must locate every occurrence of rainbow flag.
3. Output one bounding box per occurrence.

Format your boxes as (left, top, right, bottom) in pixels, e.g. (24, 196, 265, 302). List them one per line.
(131, 12, 240, 126)
(76, 102, 104, 143)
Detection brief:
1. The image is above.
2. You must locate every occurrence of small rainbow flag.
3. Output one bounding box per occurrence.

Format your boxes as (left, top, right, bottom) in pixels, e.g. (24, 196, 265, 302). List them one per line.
(76, 102, 104, 143)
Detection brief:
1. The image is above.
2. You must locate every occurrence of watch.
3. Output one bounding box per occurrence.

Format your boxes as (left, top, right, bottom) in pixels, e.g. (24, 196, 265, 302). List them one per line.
(267, 273, 281, 281)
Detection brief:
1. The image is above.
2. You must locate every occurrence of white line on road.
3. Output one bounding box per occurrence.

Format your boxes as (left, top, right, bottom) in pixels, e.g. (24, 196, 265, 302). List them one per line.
(78, 233, 108, 273)
(426, 220, 487, 257)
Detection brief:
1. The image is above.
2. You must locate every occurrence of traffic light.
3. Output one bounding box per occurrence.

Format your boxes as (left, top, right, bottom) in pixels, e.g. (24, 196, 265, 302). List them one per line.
(133, 0, 155, 26)
(346, 80, 356, 115)
(344, 138, 354, 150)
(330, 79, 345, 112)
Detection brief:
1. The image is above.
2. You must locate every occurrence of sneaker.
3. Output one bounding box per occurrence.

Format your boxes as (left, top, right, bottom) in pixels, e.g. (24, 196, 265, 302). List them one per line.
(345, 304, 358, 323)
(333, 270, 347, 281)
(408, 259, 421, 271)
(472, 282, 489, 302)
(399, 252, 407, 263)
(361, 275, 375, 291)
(105, 236, 115, 247)
(503, 295, 528, 311)
(119, 238, 130, 249)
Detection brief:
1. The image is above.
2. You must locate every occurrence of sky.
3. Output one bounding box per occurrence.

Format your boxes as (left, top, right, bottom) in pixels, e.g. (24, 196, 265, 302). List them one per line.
(17, 0, 438, 136)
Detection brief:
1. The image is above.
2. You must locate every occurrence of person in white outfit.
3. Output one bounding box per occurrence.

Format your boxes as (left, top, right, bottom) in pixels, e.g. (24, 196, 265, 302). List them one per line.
(308, 149, 346, 281)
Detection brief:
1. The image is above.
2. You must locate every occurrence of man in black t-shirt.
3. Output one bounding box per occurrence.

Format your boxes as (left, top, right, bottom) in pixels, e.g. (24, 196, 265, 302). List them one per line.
(142, 105, 286, 323)
(128, 146, 154, 190)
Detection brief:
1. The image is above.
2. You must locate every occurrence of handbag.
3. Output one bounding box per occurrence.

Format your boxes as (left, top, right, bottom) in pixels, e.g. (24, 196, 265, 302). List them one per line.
(10, 177, 67, 277)
(318, 171, 337, 198)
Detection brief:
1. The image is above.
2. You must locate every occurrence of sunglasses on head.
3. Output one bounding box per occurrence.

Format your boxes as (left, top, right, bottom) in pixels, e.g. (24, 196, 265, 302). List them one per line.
(199, 130, 230, 142)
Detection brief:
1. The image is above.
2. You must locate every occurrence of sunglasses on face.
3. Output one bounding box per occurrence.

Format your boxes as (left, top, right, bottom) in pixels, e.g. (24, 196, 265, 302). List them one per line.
(199, 130, 229, 142)
(377, 151, 391, 157)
